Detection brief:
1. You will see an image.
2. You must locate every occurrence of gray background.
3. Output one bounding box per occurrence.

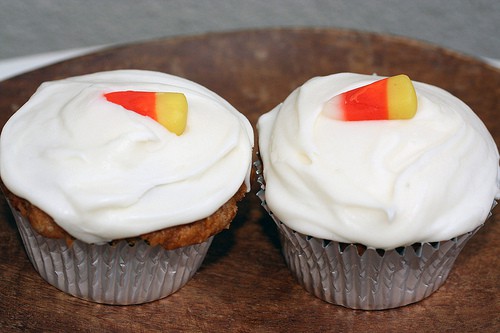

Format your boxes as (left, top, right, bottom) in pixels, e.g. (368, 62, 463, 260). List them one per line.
(1, 0, 499, 61)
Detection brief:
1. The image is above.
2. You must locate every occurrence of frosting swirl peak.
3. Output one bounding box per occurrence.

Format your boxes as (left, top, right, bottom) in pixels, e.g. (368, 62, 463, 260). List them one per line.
(258, 73, 499, 249)
(1, 70, 254, 243)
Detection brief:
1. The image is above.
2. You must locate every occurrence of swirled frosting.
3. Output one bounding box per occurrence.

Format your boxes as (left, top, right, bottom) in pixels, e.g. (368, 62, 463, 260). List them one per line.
(258, 73, 499, 249)
(0, 70, 254, 244)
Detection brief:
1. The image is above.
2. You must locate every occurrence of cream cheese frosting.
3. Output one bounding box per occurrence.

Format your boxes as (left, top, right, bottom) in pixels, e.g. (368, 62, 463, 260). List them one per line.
(0, 70, 254, 244)
(258, 72, 500, 249)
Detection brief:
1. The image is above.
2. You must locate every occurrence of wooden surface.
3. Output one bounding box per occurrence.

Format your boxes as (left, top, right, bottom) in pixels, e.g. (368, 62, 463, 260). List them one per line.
(0, 28, 499, 332)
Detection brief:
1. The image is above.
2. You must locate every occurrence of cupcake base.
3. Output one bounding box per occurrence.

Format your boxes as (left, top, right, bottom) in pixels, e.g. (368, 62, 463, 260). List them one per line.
(255, 161, 483, 310)
(274, 219, 478, 310)
(10, 202, 212, 305)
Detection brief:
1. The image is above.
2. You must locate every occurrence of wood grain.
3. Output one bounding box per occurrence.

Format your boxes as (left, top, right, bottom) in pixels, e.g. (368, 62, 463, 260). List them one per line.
(0, 28, 499, 332)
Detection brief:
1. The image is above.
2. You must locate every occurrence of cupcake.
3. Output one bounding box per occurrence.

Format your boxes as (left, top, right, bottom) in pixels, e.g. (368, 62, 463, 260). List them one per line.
(0, 69, 254, 304)
(256, 72, 499, 310)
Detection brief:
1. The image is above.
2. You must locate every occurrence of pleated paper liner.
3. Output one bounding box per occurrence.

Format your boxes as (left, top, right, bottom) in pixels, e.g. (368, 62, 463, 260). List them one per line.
(273, 219, 479, 310)
(8, 200, 213, 305)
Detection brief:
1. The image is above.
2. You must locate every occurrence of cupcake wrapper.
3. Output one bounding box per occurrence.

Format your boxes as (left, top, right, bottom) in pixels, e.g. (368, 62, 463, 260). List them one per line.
(9, 202, 212, 305)
(255, 161, 484, 310)
(273, 219, 478, 310)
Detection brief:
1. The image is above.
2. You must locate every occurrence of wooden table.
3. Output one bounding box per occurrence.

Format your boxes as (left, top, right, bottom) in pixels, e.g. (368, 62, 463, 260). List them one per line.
(0, 28, 499, 332)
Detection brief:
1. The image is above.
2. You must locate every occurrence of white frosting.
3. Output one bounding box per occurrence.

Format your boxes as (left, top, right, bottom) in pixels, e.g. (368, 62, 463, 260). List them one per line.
(258, 73, 500, 249)
(0, 70, 254, 244)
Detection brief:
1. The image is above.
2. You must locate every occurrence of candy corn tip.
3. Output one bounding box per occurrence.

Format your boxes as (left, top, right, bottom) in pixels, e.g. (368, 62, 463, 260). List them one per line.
(321, 95, 345, 120)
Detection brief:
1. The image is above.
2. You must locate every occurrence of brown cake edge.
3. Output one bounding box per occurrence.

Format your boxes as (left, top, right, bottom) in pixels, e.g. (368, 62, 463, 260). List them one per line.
(2, 182, 247, 250)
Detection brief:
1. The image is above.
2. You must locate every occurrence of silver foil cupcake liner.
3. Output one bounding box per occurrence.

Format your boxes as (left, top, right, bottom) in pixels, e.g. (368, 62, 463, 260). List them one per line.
(272, 219, 478, 310)
(255, 160, 484, 310)
(9, 202, 212, 305)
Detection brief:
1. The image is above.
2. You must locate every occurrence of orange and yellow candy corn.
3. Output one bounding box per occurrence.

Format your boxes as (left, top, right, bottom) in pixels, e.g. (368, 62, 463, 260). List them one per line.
(323, 74, 418, 121)
(104, 91, 188, 135)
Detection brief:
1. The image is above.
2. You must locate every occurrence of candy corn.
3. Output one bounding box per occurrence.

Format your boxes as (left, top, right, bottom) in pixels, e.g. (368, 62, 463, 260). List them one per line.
(323, 74, 418, 121)
(104, 91, 188, 135)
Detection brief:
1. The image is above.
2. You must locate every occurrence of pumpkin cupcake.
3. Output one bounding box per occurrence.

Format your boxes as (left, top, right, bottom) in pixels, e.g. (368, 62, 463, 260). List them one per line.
(0, 69, 254, 304)
(257, 72, 499, 309)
